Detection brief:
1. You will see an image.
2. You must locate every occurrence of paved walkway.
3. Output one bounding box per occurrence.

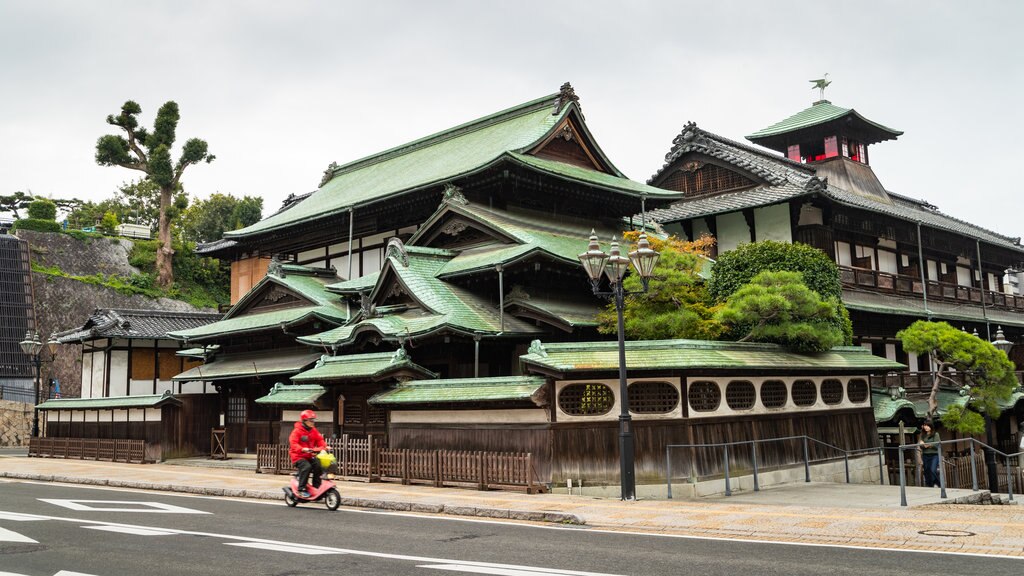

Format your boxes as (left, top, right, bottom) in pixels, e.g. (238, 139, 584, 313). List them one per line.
(1, 453, 1022, 558)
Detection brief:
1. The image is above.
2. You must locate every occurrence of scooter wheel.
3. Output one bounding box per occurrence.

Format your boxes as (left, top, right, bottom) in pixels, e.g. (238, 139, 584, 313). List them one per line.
(284, 490, 298, 507)
(324, 488, 340, 511)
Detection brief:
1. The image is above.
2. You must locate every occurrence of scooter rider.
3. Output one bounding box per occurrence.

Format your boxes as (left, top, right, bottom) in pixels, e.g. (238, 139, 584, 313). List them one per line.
(289, 409, 328, 498)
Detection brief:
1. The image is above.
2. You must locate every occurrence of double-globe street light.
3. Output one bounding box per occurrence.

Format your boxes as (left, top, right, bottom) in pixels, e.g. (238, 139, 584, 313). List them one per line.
(988, 326, 1013, 491)
(19, 330, 59, 438)
(578, 231, 659, 501)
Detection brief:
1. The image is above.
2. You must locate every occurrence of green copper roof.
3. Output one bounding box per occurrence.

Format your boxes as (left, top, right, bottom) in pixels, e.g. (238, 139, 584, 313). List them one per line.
(369, 376, 547, 405)
(507, 152, 675, 198)
(521, 339, 906, 374)
(327, 271, 380, 294)
(254, 383, 326, 406)
(505, 295, 600, 328)
(172, 350, 321, 381)
(168, 305, 343, 342)
(37, 391, 180, 410)
(841, 290, 1024, 329)
(872, 388, 970, 423)
(746, 100, 902, 141)
(291, 351, 437, 383)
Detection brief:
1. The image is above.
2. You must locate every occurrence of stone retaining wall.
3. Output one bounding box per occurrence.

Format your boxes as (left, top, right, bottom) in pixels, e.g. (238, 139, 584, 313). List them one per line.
(0, 400, 32, 447)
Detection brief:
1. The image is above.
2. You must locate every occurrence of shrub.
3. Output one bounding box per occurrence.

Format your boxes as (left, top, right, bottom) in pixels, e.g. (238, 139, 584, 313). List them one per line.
(27, 198, 57, 221)
(12, 218, 62, 233)
(708, 241, 843, 302)
(99, 211, 120, 235)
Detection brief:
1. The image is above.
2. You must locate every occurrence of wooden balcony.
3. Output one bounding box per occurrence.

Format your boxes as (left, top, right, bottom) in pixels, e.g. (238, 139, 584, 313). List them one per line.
(839, 266, 1024, 312)
(871, 371, 1024, 393)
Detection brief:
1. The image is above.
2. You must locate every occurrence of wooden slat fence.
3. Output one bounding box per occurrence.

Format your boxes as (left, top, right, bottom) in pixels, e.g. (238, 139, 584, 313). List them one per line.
(28, 437, 147, 464)
(256, 436, 544, 493)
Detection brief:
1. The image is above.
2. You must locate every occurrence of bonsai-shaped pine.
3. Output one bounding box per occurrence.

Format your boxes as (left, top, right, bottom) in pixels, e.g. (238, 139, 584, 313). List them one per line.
(95, 101, 214, 288)
(716, 270, 846, 353)
(897, 320, 1017, 434)
(597, 232, 725, 341)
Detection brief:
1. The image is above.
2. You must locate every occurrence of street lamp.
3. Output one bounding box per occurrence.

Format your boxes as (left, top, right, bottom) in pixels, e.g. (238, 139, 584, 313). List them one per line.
(19, 330, 58, 438)
(988, 326, 1013, 491)
(578, 231, 659, 501)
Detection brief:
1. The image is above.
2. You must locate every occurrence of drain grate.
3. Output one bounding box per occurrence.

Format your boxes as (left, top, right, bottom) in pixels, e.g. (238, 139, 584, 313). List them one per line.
(918, 529, 976, 537)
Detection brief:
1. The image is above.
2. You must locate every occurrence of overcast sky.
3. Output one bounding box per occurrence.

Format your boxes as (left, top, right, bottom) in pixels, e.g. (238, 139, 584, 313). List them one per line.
(2, 1, 1022, 240)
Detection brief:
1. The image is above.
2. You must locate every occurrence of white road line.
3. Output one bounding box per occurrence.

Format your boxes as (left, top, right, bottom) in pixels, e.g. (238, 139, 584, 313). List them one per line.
(54, 571, 101, 576)
(0, 511, 48, 522)
(418, 564, 598, 575)
(0, 526, 37, 543)
(83, 525, 177, 536)
(38, 499, 210, 514)
(226, 542, 341, 555)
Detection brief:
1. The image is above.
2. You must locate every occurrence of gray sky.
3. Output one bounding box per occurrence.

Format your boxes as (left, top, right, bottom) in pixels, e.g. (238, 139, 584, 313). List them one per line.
(2, 1, 1022, 240)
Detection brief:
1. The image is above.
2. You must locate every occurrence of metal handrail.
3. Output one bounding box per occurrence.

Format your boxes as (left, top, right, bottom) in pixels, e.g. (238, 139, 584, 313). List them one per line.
(665, 434, 885, 499)
(896, 437, 1021, 506)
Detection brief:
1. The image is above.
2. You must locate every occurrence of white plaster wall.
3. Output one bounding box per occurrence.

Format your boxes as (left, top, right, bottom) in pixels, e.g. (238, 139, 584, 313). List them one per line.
(156, 379, 173, 395)
(956, 266, 972, 287)
(298, 247, 326, 262)
(877, 250, 898, 274)
(691, 219, 711, 242)
(145, 408, 161, 421)
(129, 379, 153, 396)
(685, 375, 872, 420)
(128, 408, 146, 421)
(109, 350, 129, 397)
(89, 352, 105, 399)
(885, 343, 897, 361)
(390, 409, 549, 424)
(178, 381, 212, 394)
(71, 410, 84, 422)
(835, 241, 852, 266)
(112, 410, 128, 423)
(80, 353, 93, 399)
(715, 212, 750, 253)
(797, 204, 823, 226)
(555, 378, 683, 423)
(753, 204, 792, 243)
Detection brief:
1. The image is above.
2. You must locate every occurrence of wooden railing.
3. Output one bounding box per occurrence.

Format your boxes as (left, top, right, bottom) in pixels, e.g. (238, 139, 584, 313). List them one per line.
(257, 435, 544, 494)
(871, 371, 1024, 393)
(28, 438, 147, 464)
(839, 266, 1024, 312)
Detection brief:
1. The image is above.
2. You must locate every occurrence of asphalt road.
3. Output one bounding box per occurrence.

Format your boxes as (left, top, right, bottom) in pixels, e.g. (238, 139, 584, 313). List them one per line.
(0, 480, 1019, 576)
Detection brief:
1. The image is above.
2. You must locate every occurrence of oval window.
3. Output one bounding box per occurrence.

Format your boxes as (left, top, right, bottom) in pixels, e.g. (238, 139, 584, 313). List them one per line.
(725, 381, 756, 410)
(821, 379, 844, 405)
(760, 380, 787, 409)
(628, 381, 679, 414)
(558, 383, 615, 416)
(688, 381, 721, 412)
(847, 379, 869, 403)
(792, 379, 818, 407)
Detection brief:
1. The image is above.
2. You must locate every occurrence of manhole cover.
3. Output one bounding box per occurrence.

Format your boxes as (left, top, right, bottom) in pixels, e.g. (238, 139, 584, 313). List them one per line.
(918, 529, 976, 537)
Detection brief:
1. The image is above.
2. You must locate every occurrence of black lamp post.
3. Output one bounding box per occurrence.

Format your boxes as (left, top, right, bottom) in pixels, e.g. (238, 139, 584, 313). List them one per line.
(989, 326, 1013, 491)
(19, 330, 58, 438)
(578, 232, 659, 501)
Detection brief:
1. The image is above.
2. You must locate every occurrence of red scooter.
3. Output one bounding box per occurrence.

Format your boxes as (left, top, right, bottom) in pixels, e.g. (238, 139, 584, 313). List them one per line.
(283, 475, 341, 510)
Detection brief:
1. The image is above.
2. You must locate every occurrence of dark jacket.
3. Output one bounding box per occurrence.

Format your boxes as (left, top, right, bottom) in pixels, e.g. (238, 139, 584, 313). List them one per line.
(289, 421, 326, 464)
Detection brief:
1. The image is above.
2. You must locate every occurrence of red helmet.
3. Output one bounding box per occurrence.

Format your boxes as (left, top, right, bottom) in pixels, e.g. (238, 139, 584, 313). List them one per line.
(299, 409, 317, 421)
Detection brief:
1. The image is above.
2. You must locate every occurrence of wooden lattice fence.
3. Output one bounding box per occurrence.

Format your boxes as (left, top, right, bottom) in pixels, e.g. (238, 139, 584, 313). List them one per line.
(28, 437, 147, 464)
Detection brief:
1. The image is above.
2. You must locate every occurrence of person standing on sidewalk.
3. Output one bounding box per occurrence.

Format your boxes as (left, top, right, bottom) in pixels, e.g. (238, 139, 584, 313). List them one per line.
(919, 422, 941, 488)
(289, 409, 327, 498)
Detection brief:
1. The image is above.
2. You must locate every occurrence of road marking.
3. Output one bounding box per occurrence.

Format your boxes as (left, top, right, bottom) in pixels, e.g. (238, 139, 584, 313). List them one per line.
(419, 565, 603, 575)
(0, 526, 37, 543)
(54, 572, 101, 576)
(83, 525, 177, 536)
(39, 499, 210, 514)
(226, 542, 340, 555)
(0, 511, 48, 521)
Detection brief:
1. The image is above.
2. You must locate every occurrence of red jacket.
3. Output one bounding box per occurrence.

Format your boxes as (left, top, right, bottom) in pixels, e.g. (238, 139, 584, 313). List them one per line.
(288, 420, 326, 464)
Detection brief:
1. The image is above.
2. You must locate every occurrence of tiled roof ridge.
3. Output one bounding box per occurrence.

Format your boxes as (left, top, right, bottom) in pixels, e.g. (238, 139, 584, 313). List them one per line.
(321, 92, 561, 182)
(649, 122, 811, 185)
(535, 338, 873, 353)
(96, 308, 222, 319)
(399, 375, 546, 386)
(883, 190, 1022, 245)
(746, 101, 903, 140)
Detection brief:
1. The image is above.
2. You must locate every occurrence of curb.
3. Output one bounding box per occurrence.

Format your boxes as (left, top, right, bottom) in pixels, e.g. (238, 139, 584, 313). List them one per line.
(0, 471, 585, 525)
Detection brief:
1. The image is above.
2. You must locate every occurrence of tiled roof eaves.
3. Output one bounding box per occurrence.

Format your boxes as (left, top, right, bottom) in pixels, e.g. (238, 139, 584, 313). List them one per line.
(648, 181, 809, 223)
(649, 126, 812, 184)
(507, 153, 679, 200)
(746, 103, 902, 140)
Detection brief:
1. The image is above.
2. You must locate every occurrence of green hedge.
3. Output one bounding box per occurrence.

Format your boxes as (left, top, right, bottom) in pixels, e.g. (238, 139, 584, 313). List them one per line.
(12, 219, 62, 233)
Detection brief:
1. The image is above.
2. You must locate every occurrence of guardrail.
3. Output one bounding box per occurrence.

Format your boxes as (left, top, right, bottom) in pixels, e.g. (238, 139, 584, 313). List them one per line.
(28, 437, 147, 463)
(664, 435, 884, 499)
(896, 437, 1022, 506)
(257, 436, 544, 494)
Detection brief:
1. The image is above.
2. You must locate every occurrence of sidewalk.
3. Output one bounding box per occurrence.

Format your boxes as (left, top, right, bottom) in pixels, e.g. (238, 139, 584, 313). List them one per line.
(1, 454, 1022, 558)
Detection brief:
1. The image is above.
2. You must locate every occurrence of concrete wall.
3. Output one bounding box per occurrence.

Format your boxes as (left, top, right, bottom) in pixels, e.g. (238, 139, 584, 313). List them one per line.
(0, 400, 32, 446)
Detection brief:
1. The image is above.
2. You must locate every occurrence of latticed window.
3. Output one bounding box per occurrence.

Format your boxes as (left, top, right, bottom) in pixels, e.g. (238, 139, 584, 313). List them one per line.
(725, 381, 756, 410)
(792, 380, 818, 407)
(760, 380, 787, 408)
(688, 381, 721, 412)
(663, 163, 756, 197)
(821, 379, 844, 405)
(343, 398, 364, 425)
(227, 396, 246, 424)
(559, 383, 615, 416)
(368, 403, 386, 426)
(847, 379, 869, 403)
(628, 381, 679, 414)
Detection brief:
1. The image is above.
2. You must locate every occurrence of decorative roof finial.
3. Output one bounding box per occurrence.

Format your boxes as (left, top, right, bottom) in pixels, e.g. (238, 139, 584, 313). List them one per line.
(804, 175, 829, 195)
(441, 183, 468, 206)
(810, 73, 831, 103)
(320, 161, 340, 187)
(554, 82, 581, 116)
(267, 256, 284, 277)
(385, 237, 410, 267)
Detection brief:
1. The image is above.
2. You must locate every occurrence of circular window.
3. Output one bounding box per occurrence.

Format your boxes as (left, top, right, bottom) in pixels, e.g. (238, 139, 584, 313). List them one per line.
(688, 381, 721, 412)
(628, 381, 679, 414)
(760, 380, 787, 408)
(848, 379, 869, 403)
(558, 383, 615, 416)
(821, 379, 844, 405)
(725, 381, 756, 410)
(792, 380, 818, 407)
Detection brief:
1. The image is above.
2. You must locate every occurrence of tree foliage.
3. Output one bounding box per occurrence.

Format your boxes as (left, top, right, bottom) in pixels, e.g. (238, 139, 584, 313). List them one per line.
(27, 199, 57, 220)
(707, 241, 852, 345)
(95, 100, 214, 288)
(716, 270, 846, 352)
(897, 321, 1017, 434)
(598, 232, 725, 341)
(180, 193, 264, 243)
